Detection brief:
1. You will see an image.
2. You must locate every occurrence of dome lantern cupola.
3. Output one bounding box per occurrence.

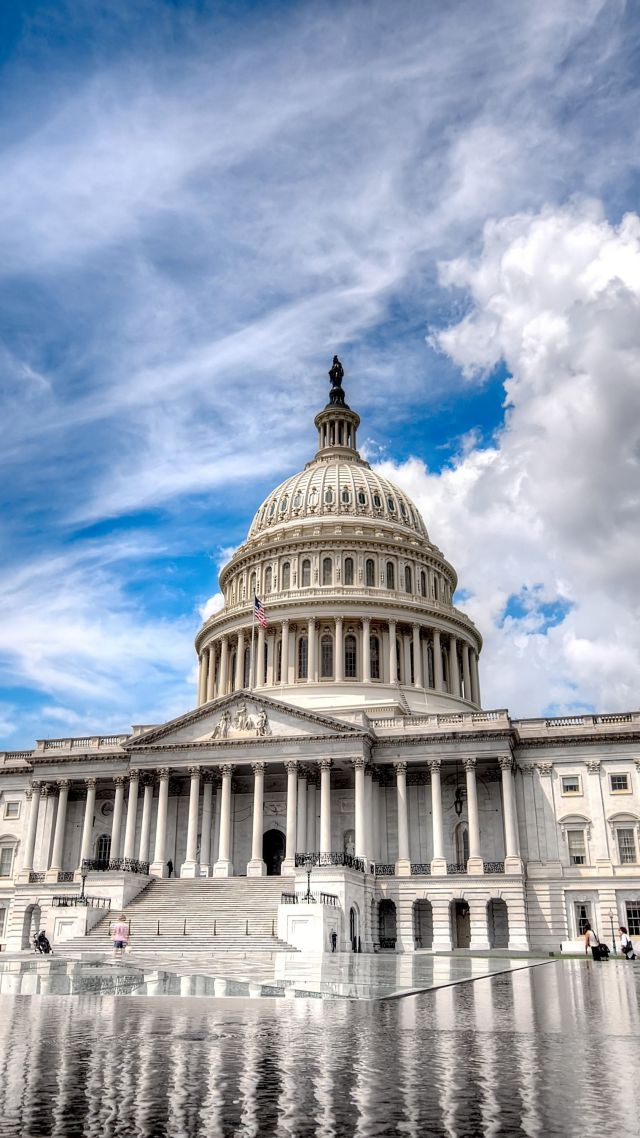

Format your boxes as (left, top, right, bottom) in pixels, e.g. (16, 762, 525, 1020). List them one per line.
(314, 355, 361, 461)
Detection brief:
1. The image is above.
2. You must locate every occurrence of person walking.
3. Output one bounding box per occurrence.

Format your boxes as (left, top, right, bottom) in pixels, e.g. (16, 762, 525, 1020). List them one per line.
(619, 926, 636, 959)
(167, 859, 173, 878)
(111, 914, 130, 959)
(583, 922, 603, 960)
(330, 929, 337, 953)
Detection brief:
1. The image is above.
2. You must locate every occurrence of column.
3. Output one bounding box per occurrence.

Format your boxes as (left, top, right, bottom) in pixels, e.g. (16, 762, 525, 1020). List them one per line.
(235, 628, 245, 690)
(307, 618, 317, 683)
(461, 643, 472, 703)
(388, 619, 397, 683)
(334, 617, 344, 682)
(306, 776, 317, 851)
(296, 768, 308, 853)
(247, 762, 266, 875)
(181, 766, 201, 877)
(500, 757, 521, 866)
(122, 770, 140, 861)
(448, 634, 460, 696)
(206, 645, 216, 701)
(364, 766, 373, 866)
(138, 777, 154, 864)
(266, 632, 275, 686)
(219, 635, 229, 695)
(429, 760, 446, 873)
(110, 776, 125, 861)
(371, 773, 380, 863)
(198, 652, 208, 705)
(256, 625, 266, 688)
(283, 761, 298, 872)
(200, 774, 214, 875)
(354, 758, 366, 859)
(470, 649, 481, 706)
(361, 617, 371, 683)
(394, 762, 411, 875)
(433, 629, 443, 691)
(46, 779, 70, 878)
(20, 783, 42, 877)
(319, 759, 332, 853)
(212, 776, 222, 863)
(281, 620, 290, 686)
(464, 758, 483, 874)
(151, 768, 170, 876)
(412, 624, 423, 687)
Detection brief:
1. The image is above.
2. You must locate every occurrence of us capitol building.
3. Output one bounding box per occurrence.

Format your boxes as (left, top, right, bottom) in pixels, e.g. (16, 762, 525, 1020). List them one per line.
(1, 360, 639, 956)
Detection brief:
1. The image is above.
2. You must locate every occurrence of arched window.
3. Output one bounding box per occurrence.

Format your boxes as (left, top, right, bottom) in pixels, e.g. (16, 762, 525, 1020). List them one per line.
(265, 567, 272, 593)
(370, 635, 380, 680)
(365, 559, 375, 587)
(322, 557, 332, 586)
(420, 570, 426, 597)
(405, 565, 412, 594)
(321, 634, 333, 678)
(455, 823, 470, 865)
(96, 835, 111, 863)
(298, 636, 308, 680)
(0, 841, 16, 878)
(279, 495, 288, 513)
(293, 490, 303, 509)
(409, 641, 415, 685)
(268, 500, 276, 517)
(282, 562, 291, 590)
(373, 493, 382, 508)
(301, 559, 311, 587)
(308, 488, 318, 508)
(433, 576, 439, 601)
(345, 634, 357, 678)
(387, 497, 396, 512)
(357, 489, 367, 506)
(344, 557, 354, 585)
(250, 572, 256, 597)
(386, 561, 395, 590)
(341, 488, 351, 505)
(324, 487, 334, 505)
(276, 640, 282, 683)
(229, 652, 236, 688)
(244, 646, 251, 688)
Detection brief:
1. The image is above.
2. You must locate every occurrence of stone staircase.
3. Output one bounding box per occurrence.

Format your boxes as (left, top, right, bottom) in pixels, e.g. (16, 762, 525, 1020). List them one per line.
(62, 878, 297, 954)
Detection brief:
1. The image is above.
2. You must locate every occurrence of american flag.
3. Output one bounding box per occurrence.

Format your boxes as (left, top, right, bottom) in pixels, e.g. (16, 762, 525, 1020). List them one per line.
(254, 595, 268, 629)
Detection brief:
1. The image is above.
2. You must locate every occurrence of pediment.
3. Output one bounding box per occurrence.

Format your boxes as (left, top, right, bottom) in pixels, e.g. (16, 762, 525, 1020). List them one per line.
(126, 690, 365, 748)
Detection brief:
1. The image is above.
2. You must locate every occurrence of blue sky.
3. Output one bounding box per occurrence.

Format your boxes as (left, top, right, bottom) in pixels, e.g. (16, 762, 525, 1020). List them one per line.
(2, 0, 640, 747)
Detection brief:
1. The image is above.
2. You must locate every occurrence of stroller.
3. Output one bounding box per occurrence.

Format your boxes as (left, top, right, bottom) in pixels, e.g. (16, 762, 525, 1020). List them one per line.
(33, 930, 53, 955)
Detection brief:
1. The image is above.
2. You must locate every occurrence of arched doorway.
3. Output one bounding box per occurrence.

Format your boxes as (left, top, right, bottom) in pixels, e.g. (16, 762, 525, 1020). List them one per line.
(413, 899, 433, 949)
(349, 905, 360, 952)
(451, 899, 471, 948)
(487, 899, 509, 948)
(378, 899, 397, 949)
(21, 904, 42, 950)
(262, 830, 285, 876)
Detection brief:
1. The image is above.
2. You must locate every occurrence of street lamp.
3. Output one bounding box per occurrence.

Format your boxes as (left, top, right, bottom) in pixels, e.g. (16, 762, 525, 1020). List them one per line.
(608, 909, 617, 953)
(303, 853, 314, 903)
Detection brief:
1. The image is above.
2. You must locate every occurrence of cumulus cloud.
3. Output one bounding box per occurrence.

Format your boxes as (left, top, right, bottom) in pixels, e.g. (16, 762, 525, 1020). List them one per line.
(380, 202, 640, 715)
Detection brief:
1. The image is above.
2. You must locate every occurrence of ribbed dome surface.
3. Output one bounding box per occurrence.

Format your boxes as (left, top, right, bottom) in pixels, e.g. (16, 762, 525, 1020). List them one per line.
(247, 457, 429, 540)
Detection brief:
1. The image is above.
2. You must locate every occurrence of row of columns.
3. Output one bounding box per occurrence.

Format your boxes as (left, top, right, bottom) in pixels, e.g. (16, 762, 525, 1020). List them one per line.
(20, 756, 520, 879)
(197, 620, 481, 705)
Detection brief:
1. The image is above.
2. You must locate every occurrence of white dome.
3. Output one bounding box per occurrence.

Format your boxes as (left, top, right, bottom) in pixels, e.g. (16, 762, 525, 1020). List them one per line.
(248, 457, 429, 541)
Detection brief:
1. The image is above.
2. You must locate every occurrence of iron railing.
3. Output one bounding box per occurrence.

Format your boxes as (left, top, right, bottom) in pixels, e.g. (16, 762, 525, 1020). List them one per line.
(28, 872, 45, 883)
(281, 892, 339, 906)
(374, 863, 395, 876)
(294, 852, 366, 873)
(483, 861, 505, 874)
(52, 895, 111, 909)
(410, 863, 431, 875)
(447, 863, 466, 874)
(58, 871, 75, 882)
(81, 857, 150, 875)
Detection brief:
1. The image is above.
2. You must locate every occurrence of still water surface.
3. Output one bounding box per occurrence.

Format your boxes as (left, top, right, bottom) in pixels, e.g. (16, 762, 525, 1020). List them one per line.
(0, 960, 638, 1137)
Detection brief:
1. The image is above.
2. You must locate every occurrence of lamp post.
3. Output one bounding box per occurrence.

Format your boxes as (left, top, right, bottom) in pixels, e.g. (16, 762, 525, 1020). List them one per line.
(303, 853, 314, 902)
(608, 909, 617, 953)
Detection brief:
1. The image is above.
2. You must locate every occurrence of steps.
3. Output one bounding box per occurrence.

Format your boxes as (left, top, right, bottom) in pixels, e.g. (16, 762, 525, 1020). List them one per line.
(62, 877, 297, 954)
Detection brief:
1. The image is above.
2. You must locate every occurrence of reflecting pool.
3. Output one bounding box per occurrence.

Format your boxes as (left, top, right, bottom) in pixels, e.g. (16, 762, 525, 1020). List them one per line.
(0, 960, 638, 1136)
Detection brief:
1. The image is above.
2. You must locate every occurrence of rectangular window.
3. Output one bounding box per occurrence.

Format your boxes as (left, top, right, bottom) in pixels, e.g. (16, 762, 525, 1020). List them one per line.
(626, 903, 640, 937)
(0, 907, 6, 938)
(610, 774, 630, 793)
(574, 902, 591, 936)
(567, 830, 586, 865)
(617, 829, 637, 864)
(3, 801, 20, 820)
(0, 847, 14, 877)
(561, 775, 581, 795)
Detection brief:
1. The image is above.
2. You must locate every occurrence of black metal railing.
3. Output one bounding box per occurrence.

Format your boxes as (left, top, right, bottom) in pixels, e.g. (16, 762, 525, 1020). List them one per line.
(447, 863, 467, 875)
(52, 895, 111, 909)
(483, 861, 505, 874)
(294, 852, 366, 873)
(379, 936, 397, 949)
(410, 863, 431, 875)
(29, 872, 45, 883)
(281, 892, 340, 907)
(58, 871, 75, 882)
(374, 863, 395, 876)
(81, 858, 150, 875)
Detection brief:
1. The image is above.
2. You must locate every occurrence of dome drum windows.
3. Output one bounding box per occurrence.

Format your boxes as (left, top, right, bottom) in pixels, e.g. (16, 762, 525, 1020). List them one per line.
(265, 567, 272, 593)
(344, 556, 354, 586)
(282, 562, 291, 591)
(301, 559, 311, 587)
(386, 561, 395, 590)
(365, 558, 375, 587)
(404, 566, 412, 594)
(370, 634, 381, 681)
(324, 487, 335, 506)
(297, 636, 308, 680)
(322, 557, 333, 586)
(341, 488, 351, 506)
(321, 633, 334, 678)
(344, 633, 358, 679)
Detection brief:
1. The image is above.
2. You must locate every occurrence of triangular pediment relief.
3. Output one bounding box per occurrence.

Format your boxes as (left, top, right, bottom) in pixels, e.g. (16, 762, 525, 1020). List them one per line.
(125, 690, 366, 748)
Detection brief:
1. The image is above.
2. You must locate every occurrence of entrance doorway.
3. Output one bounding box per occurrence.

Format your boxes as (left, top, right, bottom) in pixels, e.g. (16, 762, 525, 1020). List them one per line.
(452, 899, 471, 948)
(262, 829, 285, 876)
(378, 899, 397, 949)
(349, 906, 360, 952)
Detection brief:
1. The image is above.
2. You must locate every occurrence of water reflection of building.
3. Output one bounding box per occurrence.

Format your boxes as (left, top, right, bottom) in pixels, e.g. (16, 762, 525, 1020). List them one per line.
(1, 362, 640, 954)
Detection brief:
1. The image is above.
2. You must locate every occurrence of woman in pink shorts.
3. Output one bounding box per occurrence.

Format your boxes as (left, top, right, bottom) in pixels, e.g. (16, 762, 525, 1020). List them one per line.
(111, 914, 130, 958)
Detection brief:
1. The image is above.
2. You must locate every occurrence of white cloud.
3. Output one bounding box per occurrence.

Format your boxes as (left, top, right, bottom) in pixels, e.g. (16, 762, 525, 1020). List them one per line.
(198, 592, 224, 621)
(379, 202, 640, 715)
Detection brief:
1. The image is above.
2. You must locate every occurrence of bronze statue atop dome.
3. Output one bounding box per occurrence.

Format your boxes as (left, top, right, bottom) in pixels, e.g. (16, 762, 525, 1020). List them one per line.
(328, 355, 346, 406)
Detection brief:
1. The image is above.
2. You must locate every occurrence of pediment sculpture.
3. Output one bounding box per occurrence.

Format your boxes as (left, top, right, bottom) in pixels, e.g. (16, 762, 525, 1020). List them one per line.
(210, 705, 271, 739)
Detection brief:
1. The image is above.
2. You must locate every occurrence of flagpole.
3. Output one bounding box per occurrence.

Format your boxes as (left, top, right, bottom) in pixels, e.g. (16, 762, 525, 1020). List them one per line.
(249, 598, 256, 692)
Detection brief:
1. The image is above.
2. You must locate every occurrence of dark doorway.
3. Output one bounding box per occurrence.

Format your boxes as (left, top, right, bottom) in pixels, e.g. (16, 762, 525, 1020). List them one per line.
(452, 900, 471, 948)
(413, 899, 433, 949)
(378, 899, 397, 949)
(262, 829, 285, 876)
(487, 899, 509, 948)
